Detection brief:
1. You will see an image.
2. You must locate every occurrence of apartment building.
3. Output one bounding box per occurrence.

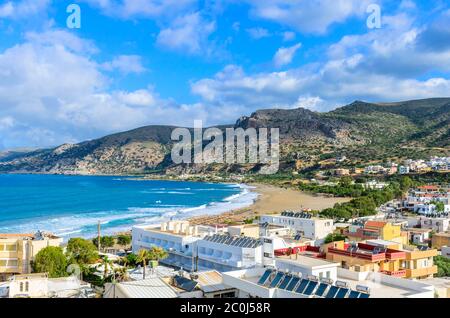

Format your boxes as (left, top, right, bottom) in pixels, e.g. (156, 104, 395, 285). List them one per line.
(345, 221, 407, 244)
(420, 216, 450, 233)
(432, 232, 450, 249)
(324, 240, 437, 279)
(0, 232, 63, 281)
(221, 262, 435, 298)
(260, 211, 333, 241)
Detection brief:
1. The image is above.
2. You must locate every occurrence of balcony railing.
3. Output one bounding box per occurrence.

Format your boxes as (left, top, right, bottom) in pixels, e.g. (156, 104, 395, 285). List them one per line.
(380, 269, 407, 277)
(327, 247, 386, 262)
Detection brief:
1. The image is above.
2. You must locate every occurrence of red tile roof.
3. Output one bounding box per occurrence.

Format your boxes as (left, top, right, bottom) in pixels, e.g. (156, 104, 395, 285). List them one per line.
(365, 221, 387, 228)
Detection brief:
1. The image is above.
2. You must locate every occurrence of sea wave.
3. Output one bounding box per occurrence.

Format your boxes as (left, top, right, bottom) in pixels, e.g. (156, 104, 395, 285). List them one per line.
(0, 182, 258, 241)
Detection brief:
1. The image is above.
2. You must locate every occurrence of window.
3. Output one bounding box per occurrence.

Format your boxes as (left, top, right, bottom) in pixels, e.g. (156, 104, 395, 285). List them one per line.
(264, 253, 272, 258)
(20, 282, 23, 292)
(263, 239, 272, 244)
(326, 271, 331, 278)
(25, 282, 29, 292)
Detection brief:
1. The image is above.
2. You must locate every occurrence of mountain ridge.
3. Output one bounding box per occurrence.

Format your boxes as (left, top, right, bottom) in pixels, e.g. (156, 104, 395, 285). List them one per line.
(1, 98, 449, 175)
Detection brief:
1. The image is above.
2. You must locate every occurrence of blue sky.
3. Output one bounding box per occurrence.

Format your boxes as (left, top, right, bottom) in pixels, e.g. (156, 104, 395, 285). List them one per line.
(0, 0, 449, 149)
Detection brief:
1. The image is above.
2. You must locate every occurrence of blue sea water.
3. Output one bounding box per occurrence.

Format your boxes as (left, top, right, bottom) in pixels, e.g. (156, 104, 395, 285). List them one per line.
(0, 174, 257, 240)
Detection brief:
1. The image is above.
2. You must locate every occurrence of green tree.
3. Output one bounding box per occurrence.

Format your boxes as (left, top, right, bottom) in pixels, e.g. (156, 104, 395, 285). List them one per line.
(117, 234, 132, 246)
(125, 253, 138, 267)
(66, 238, 99, 265)
(148, 246, 168, 263)
(92, 236, 116, 249)
(324, 233, 347, 244)
(400, 176, 413, 191)
(433, 201, 445, 213)
(136, 249, 151, 280)
(434, 256, 450, 277)
(32, 246, 68, 278)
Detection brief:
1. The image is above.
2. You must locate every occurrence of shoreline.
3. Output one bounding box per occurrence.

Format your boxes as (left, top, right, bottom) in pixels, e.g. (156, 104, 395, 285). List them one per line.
(187, 183, 351, 226)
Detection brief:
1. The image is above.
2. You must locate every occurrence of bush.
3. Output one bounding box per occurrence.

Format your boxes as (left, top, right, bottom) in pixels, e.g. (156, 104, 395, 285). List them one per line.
(435, 256, 450, 277)
(33, 246, 68, 278)
(117, 234, 132, 246)
(66, 238, 99, 265)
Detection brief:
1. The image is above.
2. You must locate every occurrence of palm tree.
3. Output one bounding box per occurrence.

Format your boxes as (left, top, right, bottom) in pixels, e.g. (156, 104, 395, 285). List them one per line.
(136, 249, 151, 280)
(114, 267, 129, 282)
(98, 256, 113, 281)
(148, 246, 169, 265)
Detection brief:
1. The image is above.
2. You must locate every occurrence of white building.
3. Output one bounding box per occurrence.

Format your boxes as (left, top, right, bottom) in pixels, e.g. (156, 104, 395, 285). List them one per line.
(441, 246, 450, 259)
(222, 260, 435, 298)
(420, 216, 450, 233)
(132, 221, 206, 271)
(399, 166, 410, 174)
(1, 273, 96, 298)
(132, 221, 266, 272)
(196, 234, 263, 272)
(363, 180, 389, 190)
(275, 255, 339, 282)
(260, 212, 333, 241)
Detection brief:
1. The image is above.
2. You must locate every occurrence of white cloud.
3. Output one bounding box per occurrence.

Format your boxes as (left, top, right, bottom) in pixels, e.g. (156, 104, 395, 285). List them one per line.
(282, 31, 296, 42)
(246, 27, 271, 39)
(0, 0, 50, 19)
(82, 0, 196, 19)
(101, 55, 146, 75)
(191, 13, 450, 113)
(273, 43, 302, 67)
(245, 0, 375, 34)
(156, 12, 216, 55)
(0, 28, 231, 149)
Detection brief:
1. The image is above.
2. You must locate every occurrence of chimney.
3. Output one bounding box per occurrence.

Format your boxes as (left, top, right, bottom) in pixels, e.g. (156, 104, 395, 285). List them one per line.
(174, 222, 181, 234)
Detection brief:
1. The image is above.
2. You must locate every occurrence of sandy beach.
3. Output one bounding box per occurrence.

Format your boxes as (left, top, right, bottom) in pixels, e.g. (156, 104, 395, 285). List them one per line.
(188, 183, 351, 226)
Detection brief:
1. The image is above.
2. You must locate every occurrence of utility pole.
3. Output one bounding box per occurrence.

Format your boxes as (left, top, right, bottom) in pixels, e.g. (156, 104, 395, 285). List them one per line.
(97, 221, 101, 252)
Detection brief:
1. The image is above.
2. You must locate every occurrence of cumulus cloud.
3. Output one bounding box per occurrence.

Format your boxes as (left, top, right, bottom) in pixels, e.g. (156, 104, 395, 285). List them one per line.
(191, 11, 450, 113)
(156, 12, 216, 55)
(245, 0, 375, 34)
(101, 55, 147, 74)
(82, 0, 196, 20)
(0, 29, 215, 149)
(282, 31, 296, 42)
(246, 27, 271, 39)
(0, 0, 50, 19)
(273, 43, 302, 67)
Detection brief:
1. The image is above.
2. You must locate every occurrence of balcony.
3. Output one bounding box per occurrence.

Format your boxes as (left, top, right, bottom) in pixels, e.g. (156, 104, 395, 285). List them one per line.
(406, 250, 438, 260)
(406, 266, 438, 278)
(327, 247, 386, 262)
(380, 269, 407, 278)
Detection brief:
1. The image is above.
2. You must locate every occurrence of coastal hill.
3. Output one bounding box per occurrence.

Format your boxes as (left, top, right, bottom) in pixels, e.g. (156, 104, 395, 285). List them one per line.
(0, 98, 449, 175)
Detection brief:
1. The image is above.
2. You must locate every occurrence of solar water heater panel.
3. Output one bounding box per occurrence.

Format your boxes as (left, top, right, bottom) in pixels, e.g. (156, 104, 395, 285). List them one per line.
(325, 286, 339, 298)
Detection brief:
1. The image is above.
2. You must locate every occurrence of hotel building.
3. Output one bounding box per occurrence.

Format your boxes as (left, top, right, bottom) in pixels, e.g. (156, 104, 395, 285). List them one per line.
(259, 211, 333, 241)
(0, 232, 63, 281)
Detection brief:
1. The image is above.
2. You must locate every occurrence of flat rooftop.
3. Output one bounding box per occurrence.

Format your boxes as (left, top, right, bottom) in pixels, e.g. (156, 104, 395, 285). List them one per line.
(336, 276, 429, 298)
(276, 255, 338, 268)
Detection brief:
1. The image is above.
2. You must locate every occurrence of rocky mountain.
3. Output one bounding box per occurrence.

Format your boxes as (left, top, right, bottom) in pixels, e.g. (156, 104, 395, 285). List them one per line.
(0, 98, 449, 175)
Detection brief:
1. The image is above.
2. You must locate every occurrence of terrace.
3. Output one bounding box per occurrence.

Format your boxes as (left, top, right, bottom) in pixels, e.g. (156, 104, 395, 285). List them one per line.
(327, 242, 406, 262)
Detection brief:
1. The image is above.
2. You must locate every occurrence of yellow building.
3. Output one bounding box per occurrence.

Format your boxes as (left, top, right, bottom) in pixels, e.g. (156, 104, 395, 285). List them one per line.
(0, 232, 63, 281)
(432, 232, 450, 249)
(345, 221, 407, 245)
(324, 240, 438, 279)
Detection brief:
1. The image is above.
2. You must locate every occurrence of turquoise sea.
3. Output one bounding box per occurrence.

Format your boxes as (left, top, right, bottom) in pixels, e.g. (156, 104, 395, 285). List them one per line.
(0, 174, 257, 240)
